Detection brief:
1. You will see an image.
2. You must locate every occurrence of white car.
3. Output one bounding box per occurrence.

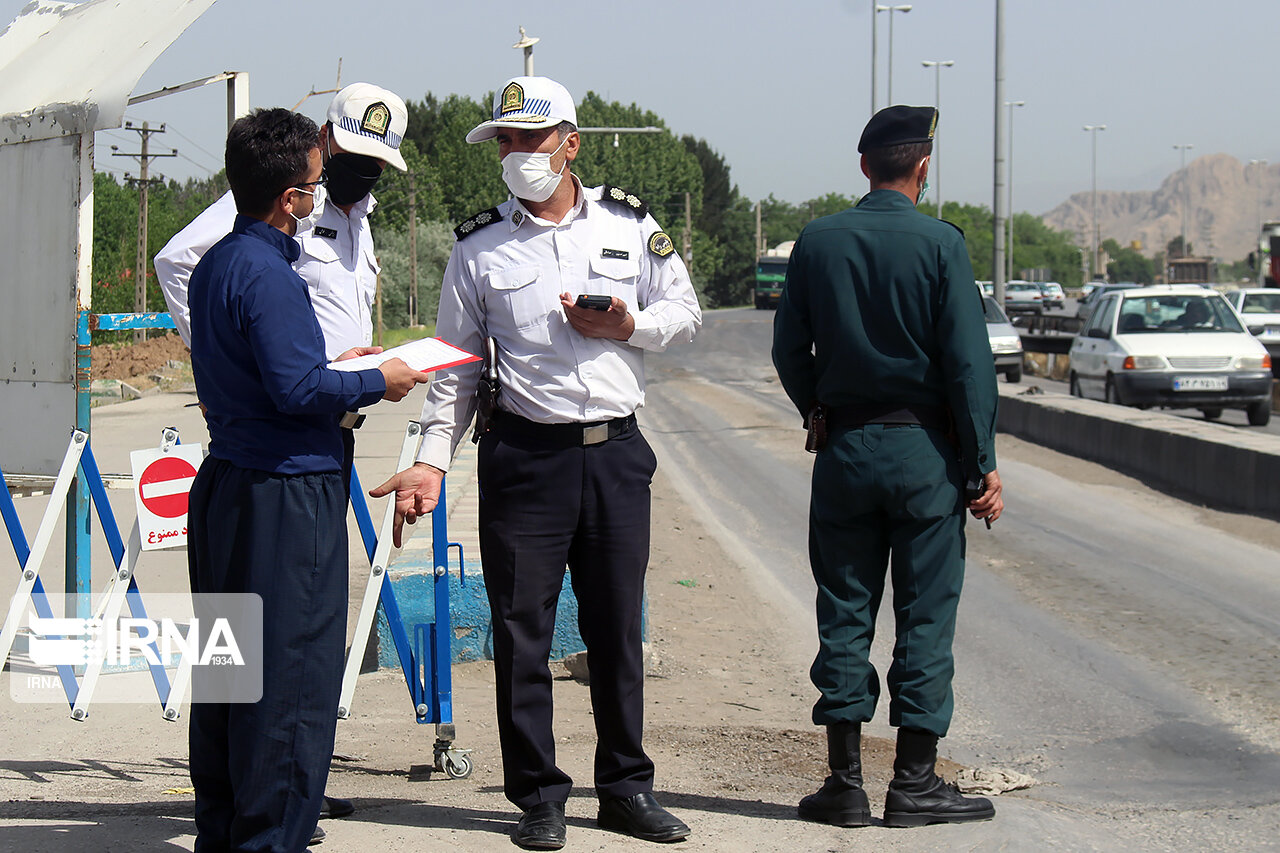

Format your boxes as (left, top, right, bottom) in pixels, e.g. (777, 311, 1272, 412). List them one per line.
(1068, 285, 1273, 426)
(1223, 288, 1280, 377)
(983, 296, 1024, 383)
(1003, 280, 1044, 315)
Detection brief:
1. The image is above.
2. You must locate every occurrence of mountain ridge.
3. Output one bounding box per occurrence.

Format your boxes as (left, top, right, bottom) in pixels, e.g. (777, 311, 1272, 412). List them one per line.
(1041, 153, 1277, 264)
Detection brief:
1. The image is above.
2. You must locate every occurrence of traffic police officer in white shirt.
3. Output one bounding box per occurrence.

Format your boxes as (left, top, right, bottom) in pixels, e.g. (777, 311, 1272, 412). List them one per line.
(154, 82, 409, 836)
(156, 81, 406, 360)
(372, 76, 701, 850)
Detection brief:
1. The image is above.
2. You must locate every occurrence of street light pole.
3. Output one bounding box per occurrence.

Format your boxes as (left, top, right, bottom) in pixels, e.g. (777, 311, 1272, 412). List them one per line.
(1251, 158, 1269, 286)
(512, 26, 539, 76)
(877, 5, 911, 106)
(1004, 100, 1025, 280)
(1172, 143, 1194, 257)
(1083, 124, 1107, 281)
(923, 60, 955, 219)
(870, 1, 878, 114)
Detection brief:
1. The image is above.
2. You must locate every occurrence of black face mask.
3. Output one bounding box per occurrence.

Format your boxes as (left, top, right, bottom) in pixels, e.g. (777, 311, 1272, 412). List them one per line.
(324, 152, 383, 205)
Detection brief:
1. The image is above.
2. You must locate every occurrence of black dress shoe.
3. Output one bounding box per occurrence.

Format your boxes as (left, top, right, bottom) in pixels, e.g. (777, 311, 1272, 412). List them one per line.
(597, 792, 690, 843)
(513, 801, 566, 850)
(319, 796, 355, 820)
(308, 825, 326, 846)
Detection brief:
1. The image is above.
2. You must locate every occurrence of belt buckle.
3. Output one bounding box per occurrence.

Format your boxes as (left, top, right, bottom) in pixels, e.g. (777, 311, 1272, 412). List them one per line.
(582, 423, 610, 445)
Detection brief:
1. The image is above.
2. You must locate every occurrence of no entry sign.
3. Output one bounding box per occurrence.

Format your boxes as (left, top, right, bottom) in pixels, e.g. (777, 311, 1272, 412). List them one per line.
(130, 444, 204, 551)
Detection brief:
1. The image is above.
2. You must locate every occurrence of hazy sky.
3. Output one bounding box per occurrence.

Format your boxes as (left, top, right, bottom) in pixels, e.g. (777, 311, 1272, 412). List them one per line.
(4, 0, 1277, 217)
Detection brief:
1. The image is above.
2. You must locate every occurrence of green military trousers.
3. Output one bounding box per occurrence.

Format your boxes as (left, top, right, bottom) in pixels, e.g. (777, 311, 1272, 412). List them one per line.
(808, 423, 966, 737)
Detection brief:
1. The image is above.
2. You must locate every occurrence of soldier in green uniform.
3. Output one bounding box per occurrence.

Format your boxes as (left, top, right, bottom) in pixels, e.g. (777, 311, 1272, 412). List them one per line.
(771, 105, 1004, 829)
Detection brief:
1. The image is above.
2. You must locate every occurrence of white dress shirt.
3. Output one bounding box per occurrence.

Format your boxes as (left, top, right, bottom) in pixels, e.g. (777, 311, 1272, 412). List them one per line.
(416, 177, 703, 472)
(154, 190, 381, 360)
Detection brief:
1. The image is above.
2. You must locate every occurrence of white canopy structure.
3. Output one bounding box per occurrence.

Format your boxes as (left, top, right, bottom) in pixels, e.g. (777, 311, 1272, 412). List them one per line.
(0, 0, 217, 475)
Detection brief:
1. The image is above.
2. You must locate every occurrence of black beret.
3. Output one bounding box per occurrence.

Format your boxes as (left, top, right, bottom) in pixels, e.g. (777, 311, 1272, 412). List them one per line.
(858, 105, 938, 153)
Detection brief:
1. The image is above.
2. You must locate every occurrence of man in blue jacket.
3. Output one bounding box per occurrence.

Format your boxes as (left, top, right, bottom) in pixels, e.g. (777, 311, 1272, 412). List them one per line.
(186, 107, 426, 852)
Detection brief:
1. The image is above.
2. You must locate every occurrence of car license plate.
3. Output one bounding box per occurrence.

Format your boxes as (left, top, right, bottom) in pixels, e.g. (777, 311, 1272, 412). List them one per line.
(1173, 376, 1228, 391)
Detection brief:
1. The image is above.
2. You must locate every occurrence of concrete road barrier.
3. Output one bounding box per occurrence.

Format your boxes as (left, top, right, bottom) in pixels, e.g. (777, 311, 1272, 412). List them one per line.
(997, 384, 1280, 515)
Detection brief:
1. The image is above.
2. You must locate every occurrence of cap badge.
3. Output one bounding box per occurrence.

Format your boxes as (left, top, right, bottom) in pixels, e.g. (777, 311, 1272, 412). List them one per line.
(500, 82, 525, 117)
(928, 109, 938, 139)
(361, 102, 391, 137)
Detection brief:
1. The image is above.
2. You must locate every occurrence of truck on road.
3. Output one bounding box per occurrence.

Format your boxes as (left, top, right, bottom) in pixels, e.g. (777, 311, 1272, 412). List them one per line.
(754, 241, 794, 309)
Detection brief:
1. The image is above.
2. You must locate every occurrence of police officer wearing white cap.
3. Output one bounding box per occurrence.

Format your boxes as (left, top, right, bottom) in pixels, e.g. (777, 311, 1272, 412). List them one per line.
(154, 82, 409, 837)
(373, 76, 701, 849)
(157, 82, 409, 484)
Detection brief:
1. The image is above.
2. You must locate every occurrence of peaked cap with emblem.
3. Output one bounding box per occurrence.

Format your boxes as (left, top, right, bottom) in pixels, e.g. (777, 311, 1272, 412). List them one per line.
(454, 207, 503, 240)
(327, 83, 409, 171)
(466, 76, 578, 144)
(857, 105, 938, 153)
(600, 185, 649, 218)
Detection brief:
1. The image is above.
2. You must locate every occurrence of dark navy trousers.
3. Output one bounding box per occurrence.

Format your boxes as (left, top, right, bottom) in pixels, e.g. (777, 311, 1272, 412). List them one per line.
(476, 421, 658, 809)
(187, 457, 347, 853)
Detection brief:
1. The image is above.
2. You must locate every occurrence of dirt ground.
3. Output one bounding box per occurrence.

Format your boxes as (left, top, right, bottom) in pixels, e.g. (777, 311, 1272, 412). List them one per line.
(91, 333, 190, 381)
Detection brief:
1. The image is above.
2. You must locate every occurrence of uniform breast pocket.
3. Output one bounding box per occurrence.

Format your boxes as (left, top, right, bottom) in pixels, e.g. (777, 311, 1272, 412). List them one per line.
(485, 265, 551, 335)
(587, 254, 640, 310)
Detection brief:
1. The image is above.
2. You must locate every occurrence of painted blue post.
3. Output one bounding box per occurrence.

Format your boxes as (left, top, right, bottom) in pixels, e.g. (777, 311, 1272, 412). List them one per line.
(431, 480, 453, 725)
(69, 310, 92, 620)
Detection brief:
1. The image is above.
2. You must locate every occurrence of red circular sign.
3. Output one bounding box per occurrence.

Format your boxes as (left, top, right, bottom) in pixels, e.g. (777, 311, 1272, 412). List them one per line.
(138, 456, 198, 519)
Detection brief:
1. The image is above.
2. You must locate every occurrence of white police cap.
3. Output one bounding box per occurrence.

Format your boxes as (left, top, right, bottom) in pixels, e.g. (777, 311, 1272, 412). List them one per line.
(465, 76, 577, 144)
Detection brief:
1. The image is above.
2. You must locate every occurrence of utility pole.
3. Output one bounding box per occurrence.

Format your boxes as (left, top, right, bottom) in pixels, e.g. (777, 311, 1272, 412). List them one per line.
(993, 0, 1006, 303)
(113, 121, 176, 343)
(1173, 143, 1194, 258)
(408, 173, 419, 326)
(683, 192, 693, 273)
(870, 0, 878, 115)
(1083, 124, 1107, 279)
(747, 198, 757, 252)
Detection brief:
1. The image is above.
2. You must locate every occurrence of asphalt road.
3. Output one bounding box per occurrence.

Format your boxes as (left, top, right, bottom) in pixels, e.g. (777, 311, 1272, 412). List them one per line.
(641, 306, 1280, 850)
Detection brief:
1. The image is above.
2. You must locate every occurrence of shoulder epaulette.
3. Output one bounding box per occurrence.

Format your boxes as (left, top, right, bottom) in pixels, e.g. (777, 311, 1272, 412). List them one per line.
(453, 207, 503, 240)
(600, 186, 649, 218)
(941, 219, 964, 237)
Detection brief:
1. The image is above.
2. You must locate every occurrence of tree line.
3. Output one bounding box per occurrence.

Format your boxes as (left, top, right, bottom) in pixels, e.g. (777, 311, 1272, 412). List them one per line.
(92, 91, 1099, 335)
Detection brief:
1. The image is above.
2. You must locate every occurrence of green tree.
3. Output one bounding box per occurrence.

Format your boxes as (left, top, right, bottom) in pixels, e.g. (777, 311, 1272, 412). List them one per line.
(402, 93, 505, 223)
(370, 138, 447, 231)
(1102, 238, 1154, 284)
(373, 220, 455, 330)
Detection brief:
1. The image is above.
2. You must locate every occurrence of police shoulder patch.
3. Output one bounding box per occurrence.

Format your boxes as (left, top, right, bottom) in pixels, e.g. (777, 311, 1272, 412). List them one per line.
(941, 218, 965, 237)
(453, 207, 503, 240)
(600, 185, 649, 218)
(648, 230, 675, 258)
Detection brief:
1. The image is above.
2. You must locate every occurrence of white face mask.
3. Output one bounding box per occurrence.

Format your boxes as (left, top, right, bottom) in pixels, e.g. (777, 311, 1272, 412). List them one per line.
(501, 134, 570, 203)
(288, 186, 323, 229)
(294, 183, 326, 229)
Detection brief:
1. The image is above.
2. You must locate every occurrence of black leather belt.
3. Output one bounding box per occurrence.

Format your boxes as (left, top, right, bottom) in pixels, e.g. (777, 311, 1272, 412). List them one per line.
(824, 403, 949, 431)
(493, 412, 637, 447)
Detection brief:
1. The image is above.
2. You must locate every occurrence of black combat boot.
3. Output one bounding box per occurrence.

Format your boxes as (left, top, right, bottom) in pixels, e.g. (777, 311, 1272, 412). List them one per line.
(883, 727, 995, 827)
(797, 722, 872, 826)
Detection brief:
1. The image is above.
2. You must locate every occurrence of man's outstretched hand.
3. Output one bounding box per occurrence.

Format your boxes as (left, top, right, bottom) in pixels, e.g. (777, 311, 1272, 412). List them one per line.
(370, 462, 445, 547)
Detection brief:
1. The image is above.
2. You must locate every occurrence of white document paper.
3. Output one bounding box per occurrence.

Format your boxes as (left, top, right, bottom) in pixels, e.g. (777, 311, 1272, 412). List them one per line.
(329, 337, 481, 374)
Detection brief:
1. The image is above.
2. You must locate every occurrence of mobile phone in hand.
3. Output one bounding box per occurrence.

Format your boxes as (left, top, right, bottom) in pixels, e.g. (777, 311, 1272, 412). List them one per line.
(575, 294, 612, 311)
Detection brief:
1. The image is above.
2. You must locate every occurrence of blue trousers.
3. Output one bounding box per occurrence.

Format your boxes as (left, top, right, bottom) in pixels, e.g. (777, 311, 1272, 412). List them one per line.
(187, 457, 347, 853)
(808, 424, 967, 737)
